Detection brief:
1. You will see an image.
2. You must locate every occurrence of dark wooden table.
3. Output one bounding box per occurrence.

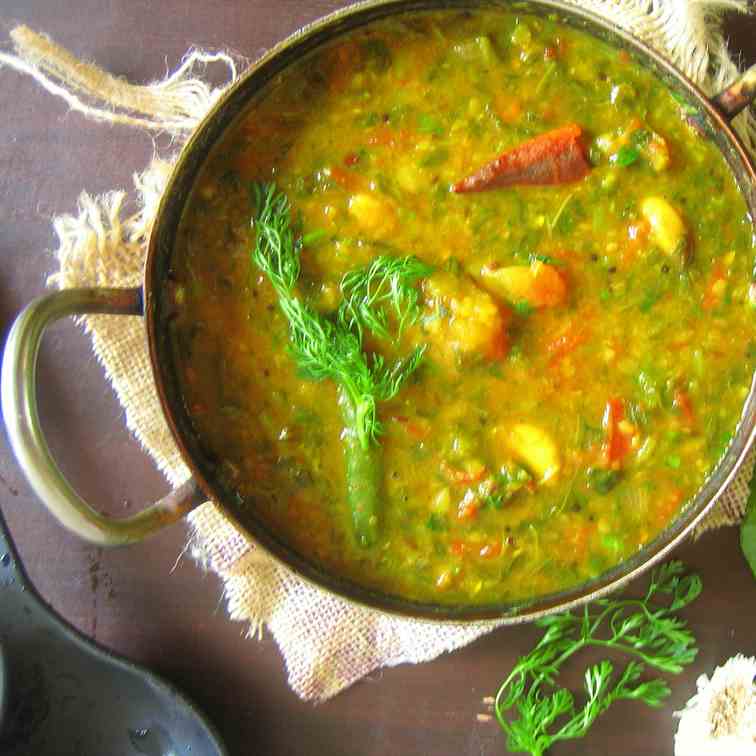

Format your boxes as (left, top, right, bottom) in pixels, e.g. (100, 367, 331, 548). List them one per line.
(0, 2, 754, 754)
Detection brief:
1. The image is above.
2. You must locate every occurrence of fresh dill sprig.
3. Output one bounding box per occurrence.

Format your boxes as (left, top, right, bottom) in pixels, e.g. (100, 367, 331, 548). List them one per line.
(338, 255, 434, 341)
(494, 561, 701, 756)
(250, 182, 426, 450)
(250, 181, 302, 295)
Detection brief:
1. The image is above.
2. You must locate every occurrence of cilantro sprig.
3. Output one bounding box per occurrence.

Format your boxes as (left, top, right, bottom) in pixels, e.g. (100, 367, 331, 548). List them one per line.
(494, 561, 701, 756)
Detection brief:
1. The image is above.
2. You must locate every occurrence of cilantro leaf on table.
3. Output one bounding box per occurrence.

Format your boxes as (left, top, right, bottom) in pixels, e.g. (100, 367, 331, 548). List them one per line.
(493, 561, 701, 756)
(740, 469, 756, 578)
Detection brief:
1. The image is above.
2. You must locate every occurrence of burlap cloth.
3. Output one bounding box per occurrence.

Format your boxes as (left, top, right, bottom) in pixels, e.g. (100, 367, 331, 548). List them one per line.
(2, 0, 754, 702)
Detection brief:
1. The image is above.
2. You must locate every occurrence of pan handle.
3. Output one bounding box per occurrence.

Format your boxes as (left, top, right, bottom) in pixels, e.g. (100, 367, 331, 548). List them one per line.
(1, 288, 206, 546)
(712, 63, 756, 121)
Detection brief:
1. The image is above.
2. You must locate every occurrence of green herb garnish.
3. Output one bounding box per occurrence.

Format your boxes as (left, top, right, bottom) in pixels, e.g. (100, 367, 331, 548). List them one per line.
(301, 228, 328, 247)
(426, 513, 448, 532)
(639, 287, 662, 312)
(586, 466, 621, 494)
(513, 301, 533, 317)
(251, 182, 429, 546)
(493, 561, 701, 756)
(339, 254, 433, 342)
(485, 465, 531, 509)
(418, 147, 450, 168)
(614, 144, 640, 167)
(612, 128, 651, 168)
(417, 113, 444, 136)
(631, 128, 651, 148)
(548, 192, 575, 236)
(528, 253, 563, 267)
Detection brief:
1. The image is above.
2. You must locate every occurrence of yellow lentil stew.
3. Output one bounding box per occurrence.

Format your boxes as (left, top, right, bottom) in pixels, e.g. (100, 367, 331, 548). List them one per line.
(167, 10, 756, 605)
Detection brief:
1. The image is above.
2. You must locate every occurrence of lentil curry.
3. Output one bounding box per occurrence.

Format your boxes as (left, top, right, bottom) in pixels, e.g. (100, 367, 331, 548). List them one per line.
(168, 10, 755, 605)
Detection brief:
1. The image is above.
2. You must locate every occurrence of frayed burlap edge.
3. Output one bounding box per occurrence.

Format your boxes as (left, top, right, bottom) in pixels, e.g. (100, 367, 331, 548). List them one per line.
(0, 26, 238, 132)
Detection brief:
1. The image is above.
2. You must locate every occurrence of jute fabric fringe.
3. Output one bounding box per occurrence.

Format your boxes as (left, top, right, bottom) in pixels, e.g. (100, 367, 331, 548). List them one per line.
(0, 26, 237, 132)
(2, 1, 754, 701)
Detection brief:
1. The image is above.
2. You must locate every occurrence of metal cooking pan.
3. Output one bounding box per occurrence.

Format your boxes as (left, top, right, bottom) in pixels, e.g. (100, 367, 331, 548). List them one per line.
(0, 507, 227, 755)
(3, 0, 756, 622)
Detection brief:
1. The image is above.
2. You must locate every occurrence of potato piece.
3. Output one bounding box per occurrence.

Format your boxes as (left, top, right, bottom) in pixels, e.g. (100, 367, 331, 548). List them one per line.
(645, 132, 670, 172)
(395, 161, 423, 194)
(422, 272, 511, 364)
(598, 122, 670, 172)
(475, 261, 567, 308)
(431, 487, 452, 514)
(504, 423, 560, 483)
(347, 192, 397, 236)
(640, 196, 688, 258)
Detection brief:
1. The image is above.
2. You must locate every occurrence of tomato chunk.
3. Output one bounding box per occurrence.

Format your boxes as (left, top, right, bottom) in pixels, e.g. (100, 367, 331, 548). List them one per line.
(602, 398, 632, 467)
(673, 389, 696, 429)
(440, 460, 487, 484)
(547, 322, 588, 367)
(702, 260, 727, 310)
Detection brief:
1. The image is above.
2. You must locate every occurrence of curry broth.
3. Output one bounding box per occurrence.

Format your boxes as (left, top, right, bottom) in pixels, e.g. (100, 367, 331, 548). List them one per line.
(169, 10, 755, 604)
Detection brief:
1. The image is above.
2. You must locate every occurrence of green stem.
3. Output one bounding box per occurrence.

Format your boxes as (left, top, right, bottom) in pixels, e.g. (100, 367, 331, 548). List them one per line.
(338, 385, 381, 547)
(587, 639, 676, 670)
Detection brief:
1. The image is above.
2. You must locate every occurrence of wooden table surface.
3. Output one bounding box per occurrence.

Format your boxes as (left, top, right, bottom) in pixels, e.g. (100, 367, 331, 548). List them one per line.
(0, 2, 754, 754)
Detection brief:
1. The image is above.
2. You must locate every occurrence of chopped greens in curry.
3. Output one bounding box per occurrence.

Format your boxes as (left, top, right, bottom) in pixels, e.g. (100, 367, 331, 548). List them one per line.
(167, 10, 756, 605)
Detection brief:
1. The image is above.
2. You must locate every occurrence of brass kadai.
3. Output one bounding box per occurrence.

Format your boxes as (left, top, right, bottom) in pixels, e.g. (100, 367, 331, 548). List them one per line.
(3, 0, 756, 622)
